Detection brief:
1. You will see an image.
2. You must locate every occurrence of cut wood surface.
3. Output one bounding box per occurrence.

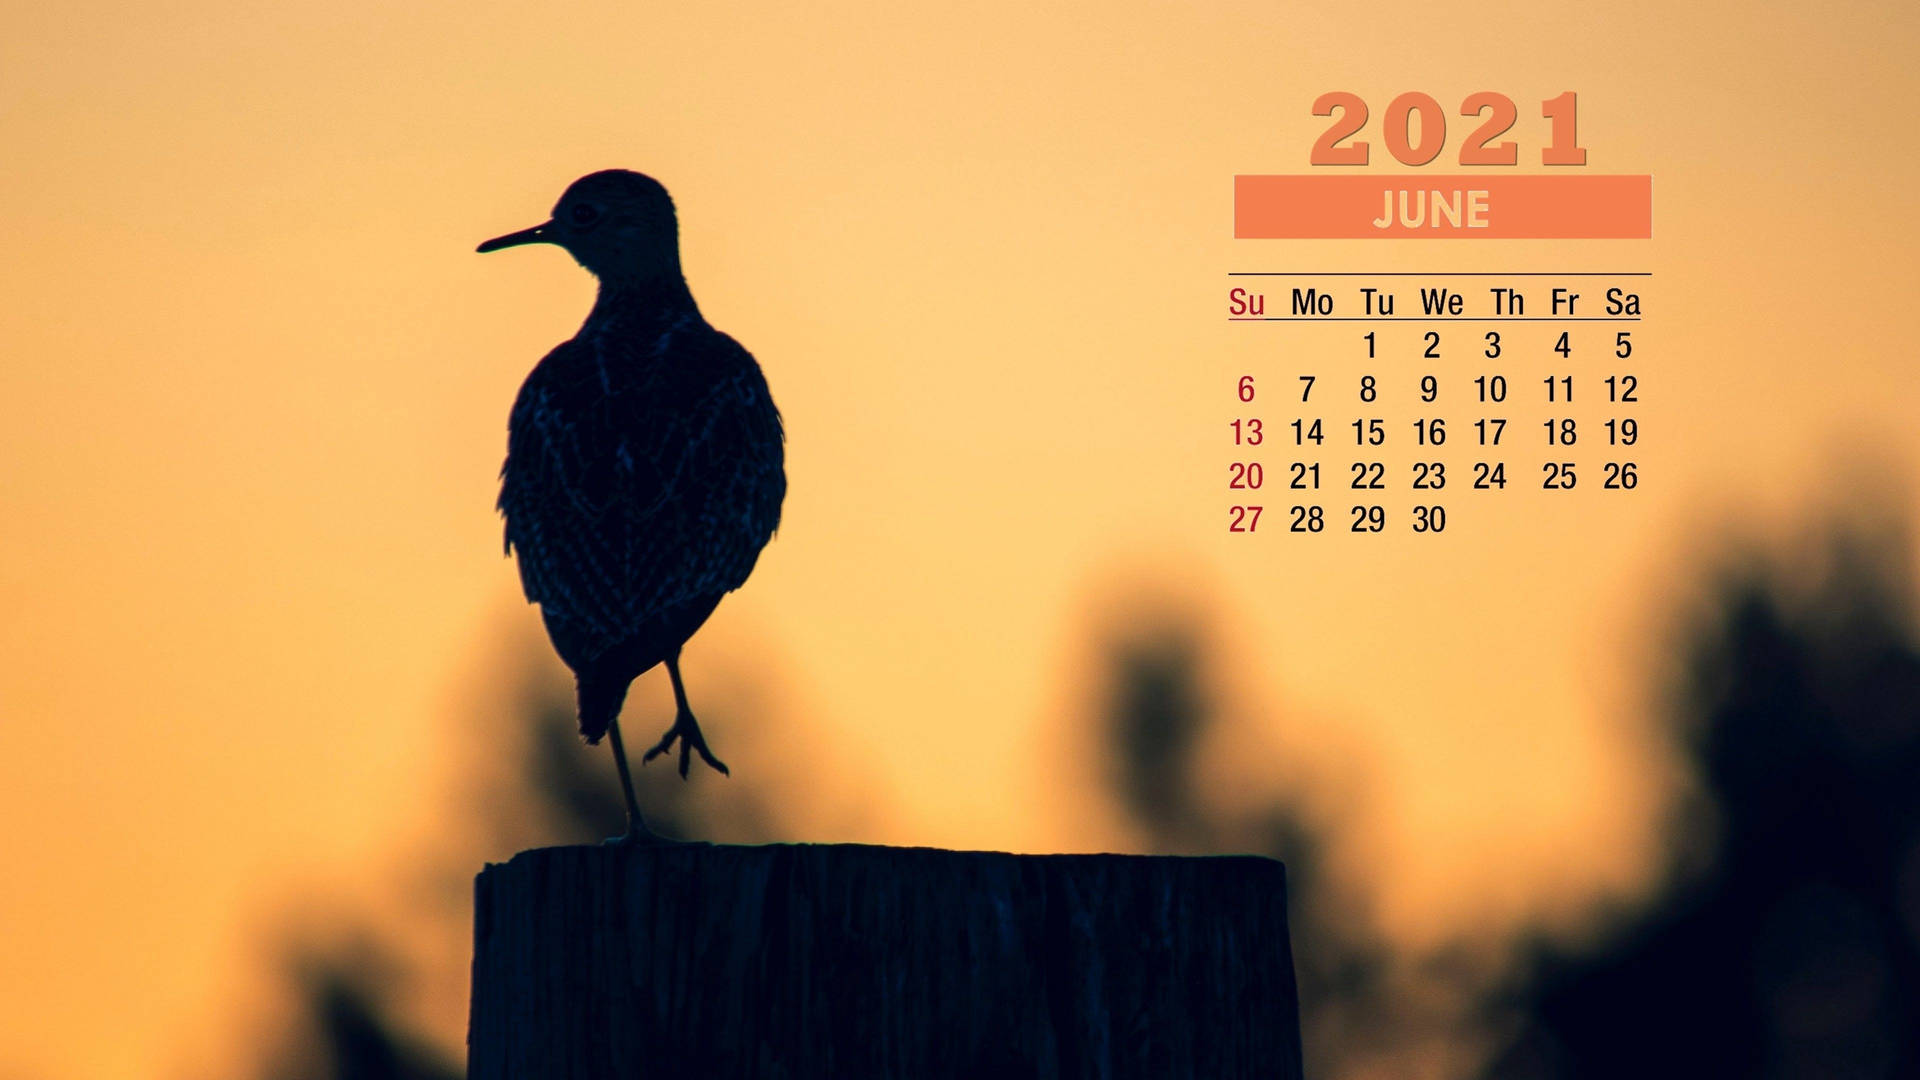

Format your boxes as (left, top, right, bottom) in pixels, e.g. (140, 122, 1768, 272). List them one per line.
(469, 842, 1301, 1079)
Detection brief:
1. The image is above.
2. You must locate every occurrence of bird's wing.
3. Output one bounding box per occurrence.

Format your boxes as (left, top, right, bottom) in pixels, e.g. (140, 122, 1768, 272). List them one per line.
(498, 329, 784, 664)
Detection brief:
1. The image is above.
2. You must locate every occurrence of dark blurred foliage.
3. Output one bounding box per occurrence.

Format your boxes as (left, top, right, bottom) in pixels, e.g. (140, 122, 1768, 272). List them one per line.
(244, 654, 783, 1079)
(247, 604, 1469, 1079)
(1483, 518, 1920, 1079)
(1097, 611, 1470, 1079)
(254, 944, 458, 1080)
(242, 509, 1920, 1080)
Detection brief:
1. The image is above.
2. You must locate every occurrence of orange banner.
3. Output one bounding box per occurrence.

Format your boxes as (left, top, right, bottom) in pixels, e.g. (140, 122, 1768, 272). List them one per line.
(1234, 174, 1652, 239)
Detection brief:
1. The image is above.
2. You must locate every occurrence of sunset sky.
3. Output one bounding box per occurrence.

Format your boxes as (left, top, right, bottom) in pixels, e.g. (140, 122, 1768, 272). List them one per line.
(5, 2, 1920, 1076)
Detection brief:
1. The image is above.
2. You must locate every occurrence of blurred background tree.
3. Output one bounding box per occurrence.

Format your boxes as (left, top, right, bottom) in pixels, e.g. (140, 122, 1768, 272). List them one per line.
(1093, 602, 1479, 1079)
(1482, 512, 1920, 1079)
(253, 944, 458, 1080)
(234, 504, 1920, 1079)
(237, 647, 791, 1080)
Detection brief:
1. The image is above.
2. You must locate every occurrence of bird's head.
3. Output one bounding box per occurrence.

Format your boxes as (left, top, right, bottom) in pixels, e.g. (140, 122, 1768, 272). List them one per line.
(477, 170, 681, 284)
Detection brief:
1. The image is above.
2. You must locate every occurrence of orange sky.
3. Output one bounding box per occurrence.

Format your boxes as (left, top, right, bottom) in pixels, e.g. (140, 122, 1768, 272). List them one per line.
(5, 2, 1920, 1076)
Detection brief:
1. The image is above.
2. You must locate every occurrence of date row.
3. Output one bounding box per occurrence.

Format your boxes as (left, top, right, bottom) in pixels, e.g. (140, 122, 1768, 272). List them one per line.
(1228, 504, 1449, 534)
(1238, 373, 1639, 405)
(1231, 461, 1640, 491)
(1233, 417, 1639, 448)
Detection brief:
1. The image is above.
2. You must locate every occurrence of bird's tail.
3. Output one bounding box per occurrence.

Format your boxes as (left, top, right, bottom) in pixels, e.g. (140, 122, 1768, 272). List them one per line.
(575, 674, 630, 745)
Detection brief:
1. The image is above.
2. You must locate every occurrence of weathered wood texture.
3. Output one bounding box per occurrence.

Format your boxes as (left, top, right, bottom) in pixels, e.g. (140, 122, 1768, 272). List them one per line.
(469, 843, 1301, 1079)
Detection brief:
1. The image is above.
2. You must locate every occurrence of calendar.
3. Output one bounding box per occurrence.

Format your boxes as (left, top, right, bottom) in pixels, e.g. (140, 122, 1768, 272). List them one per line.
(1226, 93, 1653, 538)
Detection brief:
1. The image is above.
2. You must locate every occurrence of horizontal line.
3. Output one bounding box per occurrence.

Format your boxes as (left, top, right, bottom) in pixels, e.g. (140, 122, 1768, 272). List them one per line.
(1227, 317, 1640, 322)
(1227, 272, 1651, 277)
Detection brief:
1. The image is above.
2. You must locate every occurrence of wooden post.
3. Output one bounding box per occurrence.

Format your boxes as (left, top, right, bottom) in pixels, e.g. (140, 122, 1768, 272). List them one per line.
(469, 843, 1302, 1079)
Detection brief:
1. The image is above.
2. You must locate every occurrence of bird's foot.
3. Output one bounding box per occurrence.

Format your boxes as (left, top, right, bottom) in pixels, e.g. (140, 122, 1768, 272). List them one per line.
(642, 711, 730, 778)
(604, 823, 676, 846)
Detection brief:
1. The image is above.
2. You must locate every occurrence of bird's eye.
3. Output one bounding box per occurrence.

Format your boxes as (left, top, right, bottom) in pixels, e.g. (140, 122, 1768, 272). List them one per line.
(569, 204, 601, 226)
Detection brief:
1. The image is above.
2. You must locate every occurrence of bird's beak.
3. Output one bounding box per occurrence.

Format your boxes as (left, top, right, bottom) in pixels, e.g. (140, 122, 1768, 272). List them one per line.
(476, 221, 555, 254)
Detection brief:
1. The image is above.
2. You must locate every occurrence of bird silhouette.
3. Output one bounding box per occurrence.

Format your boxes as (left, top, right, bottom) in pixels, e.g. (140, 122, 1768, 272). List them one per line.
(479, 170, 785, 842)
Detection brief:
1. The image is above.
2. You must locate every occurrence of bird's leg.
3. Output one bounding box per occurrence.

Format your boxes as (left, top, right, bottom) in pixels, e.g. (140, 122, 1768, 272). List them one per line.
(643, 654, 731, 778)
(604, 717, 666, 843)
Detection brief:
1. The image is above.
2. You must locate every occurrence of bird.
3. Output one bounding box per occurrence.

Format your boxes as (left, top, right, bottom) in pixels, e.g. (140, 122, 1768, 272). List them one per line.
(478, 170, 786, 842)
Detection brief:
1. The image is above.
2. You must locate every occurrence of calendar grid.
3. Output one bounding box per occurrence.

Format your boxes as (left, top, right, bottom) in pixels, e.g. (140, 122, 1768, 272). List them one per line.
(1225, 272, 1647, 537)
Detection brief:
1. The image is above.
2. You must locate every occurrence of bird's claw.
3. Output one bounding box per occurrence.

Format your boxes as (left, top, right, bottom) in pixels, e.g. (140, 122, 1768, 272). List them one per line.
(642, 713, 730, 778)
(604, 825, 673, 846)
